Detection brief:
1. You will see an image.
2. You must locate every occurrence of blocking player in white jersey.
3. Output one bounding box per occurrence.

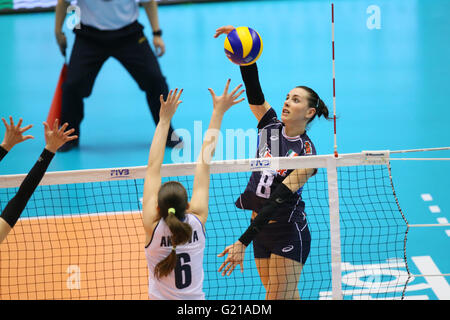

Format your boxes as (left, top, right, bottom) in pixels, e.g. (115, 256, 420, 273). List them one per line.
(142, 80, 244, 300)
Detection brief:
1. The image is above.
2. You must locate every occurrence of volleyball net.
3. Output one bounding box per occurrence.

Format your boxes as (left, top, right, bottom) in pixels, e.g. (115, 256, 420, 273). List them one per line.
(0, 151, 420, 300)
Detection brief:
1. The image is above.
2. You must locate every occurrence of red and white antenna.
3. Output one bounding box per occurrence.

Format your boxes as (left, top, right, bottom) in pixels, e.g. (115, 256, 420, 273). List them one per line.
(331, 3, 338, 158)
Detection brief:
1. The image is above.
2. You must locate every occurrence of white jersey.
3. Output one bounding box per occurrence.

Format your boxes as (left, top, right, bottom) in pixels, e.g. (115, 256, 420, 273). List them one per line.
(145, 213, 206, 300)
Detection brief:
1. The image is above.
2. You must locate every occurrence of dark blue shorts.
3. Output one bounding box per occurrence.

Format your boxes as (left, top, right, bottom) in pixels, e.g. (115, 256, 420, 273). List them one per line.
(252, 220, 311, 264)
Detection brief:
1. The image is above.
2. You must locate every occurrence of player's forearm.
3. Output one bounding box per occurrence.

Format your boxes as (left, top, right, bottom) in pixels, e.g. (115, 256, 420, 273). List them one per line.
(238, 169, 314, 246)
(143, 121, 169, 206)
(0, 148, 54, 229)
(142, 0, 160, 33)
(192, 111, 223, 192)
(282, 168, 315, 192)
(240, 63, 269, 121)
(55, 0, 69, 33)
(240, 63, 265, 106)
(238, 183, 296, 246)
(0, 218, 12, 244)
(189, 111, 224, 215)
(146, 120, 171, 173)
(197, 111, 224, 166)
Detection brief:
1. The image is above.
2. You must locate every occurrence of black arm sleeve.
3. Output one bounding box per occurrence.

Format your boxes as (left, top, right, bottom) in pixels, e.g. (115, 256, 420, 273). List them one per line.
(238, 183, 296, 246)
(240, 63, 265, 105)
(0, 148, 55, 228)
(0, 146, 8, 162)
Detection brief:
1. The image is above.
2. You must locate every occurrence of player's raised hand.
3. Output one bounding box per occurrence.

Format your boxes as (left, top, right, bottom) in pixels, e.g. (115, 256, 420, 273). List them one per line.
(1, 116, 34, 152)
(214, 25, 235, 38)
(159, 88, 183, 123)
(43, 119, 78, 153)
(208, 79, 245, 115)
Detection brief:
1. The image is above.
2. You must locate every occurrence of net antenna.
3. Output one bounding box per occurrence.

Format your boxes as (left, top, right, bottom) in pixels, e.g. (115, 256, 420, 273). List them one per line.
(331, 3, 338, 158)
(327, 3, 343, 300)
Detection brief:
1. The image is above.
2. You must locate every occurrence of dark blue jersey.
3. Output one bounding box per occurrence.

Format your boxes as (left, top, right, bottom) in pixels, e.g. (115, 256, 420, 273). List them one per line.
(235, 108, 317, 223)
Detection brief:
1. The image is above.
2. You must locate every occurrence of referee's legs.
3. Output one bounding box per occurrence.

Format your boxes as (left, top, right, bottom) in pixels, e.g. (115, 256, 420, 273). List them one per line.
(113, 33, 181, 147)
(59, 35, 108, 151)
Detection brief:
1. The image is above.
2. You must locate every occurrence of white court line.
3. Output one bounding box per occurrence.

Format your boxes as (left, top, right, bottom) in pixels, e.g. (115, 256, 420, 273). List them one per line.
(352, 295, 430, 300)
(412, 256, 450, 300)
(408, 223, 450, 227)
(319, 282, 431, 299)
(421, 194, 433, 201)
(18, 210, 142, 221)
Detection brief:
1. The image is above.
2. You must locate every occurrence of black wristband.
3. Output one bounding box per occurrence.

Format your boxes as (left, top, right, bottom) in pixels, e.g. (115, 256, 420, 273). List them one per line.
(238, 200, 276, 247)
(239, 225, 260, 247)
(152, 29, 162, 36)
(40, 148, 55, 162)
(240, 63, 265, 105)
(0, 145, 8, 162)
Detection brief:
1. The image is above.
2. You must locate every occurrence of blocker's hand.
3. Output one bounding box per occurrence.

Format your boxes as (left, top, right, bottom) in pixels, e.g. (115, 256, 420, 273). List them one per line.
(43, 119, 78, 153)
(1, 117, 34, 152)
(159, 88, 183, 123)
(213, 25, 235, 38)
(208, 79, 245, 115)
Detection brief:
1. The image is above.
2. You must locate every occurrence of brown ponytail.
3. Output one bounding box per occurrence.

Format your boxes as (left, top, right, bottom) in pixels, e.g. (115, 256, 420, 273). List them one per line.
(154, 181, 192, 279)
(296, 86, 333, 124)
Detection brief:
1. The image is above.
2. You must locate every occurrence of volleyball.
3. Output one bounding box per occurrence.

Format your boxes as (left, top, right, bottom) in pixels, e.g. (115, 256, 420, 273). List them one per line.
(224, 27, 263, 66)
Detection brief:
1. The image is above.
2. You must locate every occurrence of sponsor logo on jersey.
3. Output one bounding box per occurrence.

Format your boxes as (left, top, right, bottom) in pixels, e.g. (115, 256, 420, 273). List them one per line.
(282, 245, 294, 253)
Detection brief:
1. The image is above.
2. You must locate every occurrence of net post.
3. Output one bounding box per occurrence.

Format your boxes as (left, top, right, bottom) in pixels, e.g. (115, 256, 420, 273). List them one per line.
(326, 157, 343, 300)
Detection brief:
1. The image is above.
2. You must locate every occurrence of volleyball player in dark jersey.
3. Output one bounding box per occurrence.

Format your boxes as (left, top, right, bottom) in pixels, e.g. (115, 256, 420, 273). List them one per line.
(214, 26, 331, 300)
(0, 117, 34, 162)
(0, 119, 77, 244)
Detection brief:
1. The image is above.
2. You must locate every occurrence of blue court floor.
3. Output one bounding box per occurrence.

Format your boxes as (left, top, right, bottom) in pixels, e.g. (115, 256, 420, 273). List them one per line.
(0, 0, 449, 299)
